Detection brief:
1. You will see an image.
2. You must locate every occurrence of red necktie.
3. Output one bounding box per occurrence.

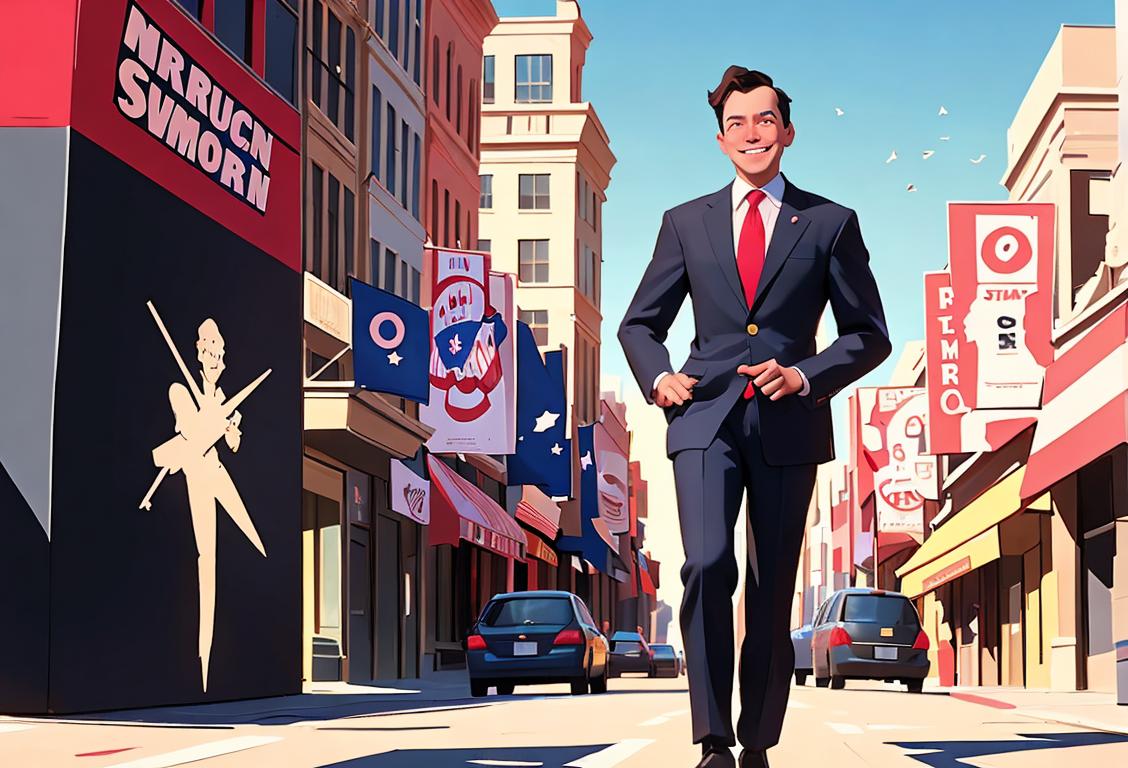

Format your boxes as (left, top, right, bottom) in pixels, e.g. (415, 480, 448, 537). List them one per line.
(738, 189, 766, 399)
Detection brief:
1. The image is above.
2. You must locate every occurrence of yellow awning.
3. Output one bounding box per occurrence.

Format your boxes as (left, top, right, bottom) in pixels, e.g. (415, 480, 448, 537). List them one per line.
(896, 467, 1049, 598)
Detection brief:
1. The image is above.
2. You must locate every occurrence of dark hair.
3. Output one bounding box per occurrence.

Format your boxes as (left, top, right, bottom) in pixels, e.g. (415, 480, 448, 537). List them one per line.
(708, 66, 792, 130)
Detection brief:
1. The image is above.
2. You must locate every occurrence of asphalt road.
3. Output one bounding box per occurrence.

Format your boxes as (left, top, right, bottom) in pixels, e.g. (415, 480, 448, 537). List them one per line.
(2, 675, 1127, 767)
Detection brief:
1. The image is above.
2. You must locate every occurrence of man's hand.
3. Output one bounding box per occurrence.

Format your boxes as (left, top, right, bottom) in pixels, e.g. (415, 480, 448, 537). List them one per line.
(737, 359, 803, 401)
(654, 372, 698, 408)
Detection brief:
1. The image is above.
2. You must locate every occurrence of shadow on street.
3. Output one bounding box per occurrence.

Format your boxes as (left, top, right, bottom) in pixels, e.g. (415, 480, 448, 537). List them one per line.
(315, 744, 615, 767)
(888, 731, 1128, 766)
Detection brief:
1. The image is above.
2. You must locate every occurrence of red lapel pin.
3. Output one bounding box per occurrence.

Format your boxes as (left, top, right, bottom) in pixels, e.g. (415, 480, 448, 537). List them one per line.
(791, 215, 799, 224)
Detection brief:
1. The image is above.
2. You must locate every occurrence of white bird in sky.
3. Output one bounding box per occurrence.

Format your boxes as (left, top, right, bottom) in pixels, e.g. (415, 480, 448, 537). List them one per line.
(970, 154, 987, 164)
(922, 150, 935, 160)
(906, 183, 918, 192)
(885, 150, 898, 164)
(834, 107, 845, 116)
(938, 105, 949, 116)
(939, 136, 951, 141)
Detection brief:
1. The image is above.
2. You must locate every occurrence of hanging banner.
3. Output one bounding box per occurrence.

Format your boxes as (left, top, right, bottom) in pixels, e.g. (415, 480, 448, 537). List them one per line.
(859, 387, 934, 535)
(421, 248, 516, 453)
(594, 399, 630, 535)
(947, 202, 1054, 409)
(391, 460, 430, 525)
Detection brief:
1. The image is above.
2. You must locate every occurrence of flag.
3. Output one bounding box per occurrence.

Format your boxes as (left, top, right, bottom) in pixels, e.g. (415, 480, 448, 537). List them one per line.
(638, 551, 657, 596)
(350, 278, 429, 403)
(556, 424, 612, 574)
(507, 321, 571, 497)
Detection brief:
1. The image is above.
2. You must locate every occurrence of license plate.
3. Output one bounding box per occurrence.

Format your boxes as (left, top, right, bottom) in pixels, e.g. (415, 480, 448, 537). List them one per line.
(874, 645, 898, 660)
(513, 641, 538, 656)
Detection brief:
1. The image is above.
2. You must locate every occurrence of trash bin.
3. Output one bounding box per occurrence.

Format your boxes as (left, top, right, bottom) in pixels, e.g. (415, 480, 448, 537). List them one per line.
(312, 635, 343, 682)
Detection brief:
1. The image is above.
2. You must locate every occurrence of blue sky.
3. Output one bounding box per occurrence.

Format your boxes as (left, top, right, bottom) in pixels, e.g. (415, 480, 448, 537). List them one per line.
(495, 0, 1115, 448)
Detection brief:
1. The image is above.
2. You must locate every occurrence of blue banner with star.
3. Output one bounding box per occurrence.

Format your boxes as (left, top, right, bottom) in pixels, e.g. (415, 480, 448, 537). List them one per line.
(350, 278, 430, 403)
(507, 321, 571, 497)
(556, 423, 612, 575)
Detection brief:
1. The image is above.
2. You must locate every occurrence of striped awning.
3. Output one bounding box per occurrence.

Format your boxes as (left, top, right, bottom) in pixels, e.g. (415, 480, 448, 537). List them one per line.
(427, 456, 525, 560)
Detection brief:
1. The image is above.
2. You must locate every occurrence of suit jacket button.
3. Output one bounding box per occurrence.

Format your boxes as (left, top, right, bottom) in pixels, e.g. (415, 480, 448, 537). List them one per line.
(746, 323, 759, 336)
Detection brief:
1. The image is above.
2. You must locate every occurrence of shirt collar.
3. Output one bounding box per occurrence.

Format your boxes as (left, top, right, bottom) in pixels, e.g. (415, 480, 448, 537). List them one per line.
(732, 173, 785, 210)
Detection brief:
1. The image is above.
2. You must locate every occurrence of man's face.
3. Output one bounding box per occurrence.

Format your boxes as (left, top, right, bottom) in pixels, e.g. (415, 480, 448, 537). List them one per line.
(716, 86, 794, 184)
(197, 320, 226, 385)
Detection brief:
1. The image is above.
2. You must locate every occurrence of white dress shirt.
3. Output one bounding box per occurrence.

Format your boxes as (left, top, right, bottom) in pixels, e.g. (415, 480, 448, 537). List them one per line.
(652, 173, 810, 398)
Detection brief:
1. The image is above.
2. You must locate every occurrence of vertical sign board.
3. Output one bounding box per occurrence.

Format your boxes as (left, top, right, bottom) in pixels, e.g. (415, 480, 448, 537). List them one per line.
(859, 388, 934, 535)
(0, 0, 302, 713)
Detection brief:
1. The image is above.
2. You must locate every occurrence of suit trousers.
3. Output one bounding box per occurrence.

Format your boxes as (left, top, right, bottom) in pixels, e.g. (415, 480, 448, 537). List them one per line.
(672, 393, 817, 750)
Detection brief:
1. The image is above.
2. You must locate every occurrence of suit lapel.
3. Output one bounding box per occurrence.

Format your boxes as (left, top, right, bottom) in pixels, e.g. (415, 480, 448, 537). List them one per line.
(703, 183, 749, 313)
(751, 180, 810, 311)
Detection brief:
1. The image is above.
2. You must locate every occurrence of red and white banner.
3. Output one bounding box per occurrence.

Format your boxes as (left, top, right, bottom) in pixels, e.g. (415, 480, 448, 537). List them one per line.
(391, 460, 430, 525)
(594, 399, 630, 535)
(857, 388, 934, 534)
(421, 250, 516, 453)
(947, 203, 1054, 408)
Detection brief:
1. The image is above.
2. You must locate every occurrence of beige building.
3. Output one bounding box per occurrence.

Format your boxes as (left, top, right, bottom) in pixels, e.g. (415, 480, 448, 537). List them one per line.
(477, 0, 615, 431)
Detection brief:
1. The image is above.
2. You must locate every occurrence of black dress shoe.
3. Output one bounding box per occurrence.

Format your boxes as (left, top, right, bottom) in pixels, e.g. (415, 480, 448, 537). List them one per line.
(695, 746, 736, 768)
(738, 749, 769, 768)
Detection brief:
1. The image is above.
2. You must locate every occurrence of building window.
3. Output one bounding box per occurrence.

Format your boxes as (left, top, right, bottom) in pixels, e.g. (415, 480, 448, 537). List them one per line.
(374, 0, 385, 36)
(518, 239, 549, 283)
(457, 65, 464, 134)
(432, 37, 440, 105)
(445, 43, 453, 121)
(370, 85, 382, 180)
(431, 180, 439, 243)
(265, 0, 298, 104)
(384, 248, 399, 294)
(174, 0, 201, 19)
(344, 28, 356, 142)
(479, 175, 493, 209)
(412, 133, 421, 221)
(478, 239, 491, 253)
(400, 261, 409, 301)
(411, 267, 421, 304)
(369, 239, 381, 287)
(455, 200, 462, 247)
(443, 188, 450, 246)
(215, 0, 251, 63)
(311, 9, 355, 141)
(386, 103, 397, 195)
(468, 80, 476, 150)
(412, 0, 423, 85)
(519, 310, 549, 346)
(483, 55, 495, 104)
(519, 174, 550, 210)
(344, 187, 355, 291)
(310, 162, 323, 275)
(400, 120, 409, 208)
(389, 0, 401, 60)
(515, 54, 552, 103)
(327, 13, 340, 121)
(327, 174, 339, 288)
(311, 1, 323, 105)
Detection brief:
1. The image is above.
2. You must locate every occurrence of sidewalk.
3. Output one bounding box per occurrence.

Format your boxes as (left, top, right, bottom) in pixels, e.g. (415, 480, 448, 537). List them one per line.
(15, 671, 480, 728)
(923, 680, 1128, 736)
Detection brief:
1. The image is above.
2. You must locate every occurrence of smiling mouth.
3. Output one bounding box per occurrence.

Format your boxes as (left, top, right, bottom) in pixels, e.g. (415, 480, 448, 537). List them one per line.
(740, 146, 770, 155)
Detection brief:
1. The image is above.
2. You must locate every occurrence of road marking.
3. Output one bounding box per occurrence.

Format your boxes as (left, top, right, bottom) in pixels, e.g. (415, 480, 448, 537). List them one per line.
(564, 739, 655, 768)
(467, 761, 544, 767)
(103, 736, 281, 768)
(639, 716, 668, 727)
(0, 724, 33, 734)
(826, 722, 864, 735)
(866, 724, 922, 731)
(659, 708, 689, 718)
(786, 700, 812, 709)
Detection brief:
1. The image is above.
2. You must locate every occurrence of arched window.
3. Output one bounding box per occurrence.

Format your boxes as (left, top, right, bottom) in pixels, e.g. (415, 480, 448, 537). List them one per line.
(431, 179, 438, 243)
(431, 37, 440, 105)
(456, 66, 464, 134)
(468, 80, 476, 150)
(445, 43, 453, 121)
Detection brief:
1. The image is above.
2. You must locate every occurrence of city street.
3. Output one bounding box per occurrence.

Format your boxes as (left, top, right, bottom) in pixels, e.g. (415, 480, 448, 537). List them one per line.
(3, 675, 1127, 767)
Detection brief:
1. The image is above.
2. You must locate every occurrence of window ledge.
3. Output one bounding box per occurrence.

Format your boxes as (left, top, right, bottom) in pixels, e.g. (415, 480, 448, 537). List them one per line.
(517, 209, 553, 214)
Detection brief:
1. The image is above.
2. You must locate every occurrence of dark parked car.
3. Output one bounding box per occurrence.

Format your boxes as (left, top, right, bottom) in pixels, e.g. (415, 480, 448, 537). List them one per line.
(465, 591, 609, 697)
(811, 588, 930, 692)
(607, 630, 652, 677)
(650, 644, 680, 678)
(790, 621, 815, 686)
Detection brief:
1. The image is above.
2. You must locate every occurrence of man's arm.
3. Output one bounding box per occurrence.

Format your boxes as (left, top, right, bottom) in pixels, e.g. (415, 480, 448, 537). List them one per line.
(792, 211, 891, 404)
(618, 211, 690, 405)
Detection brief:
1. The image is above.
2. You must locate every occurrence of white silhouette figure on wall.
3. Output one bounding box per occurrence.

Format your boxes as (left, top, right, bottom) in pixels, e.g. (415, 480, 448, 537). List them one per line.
(139, 302, 271, 691)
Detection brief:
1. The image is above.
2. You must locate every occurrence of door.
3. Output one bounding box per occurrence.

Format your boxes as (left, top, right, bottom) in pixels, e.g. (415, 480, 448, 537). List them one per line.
(376, 514, 401, 679)
(348, 524, 372, 682)
(401, 522, 419, 679)
(1023, 546, 1042, 688)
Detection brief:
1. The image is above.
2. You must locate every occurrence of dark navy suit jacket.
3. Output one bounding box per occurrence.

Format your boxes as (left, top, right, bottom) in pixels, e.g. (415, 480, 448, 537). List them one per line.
(617, 177, 891, 465)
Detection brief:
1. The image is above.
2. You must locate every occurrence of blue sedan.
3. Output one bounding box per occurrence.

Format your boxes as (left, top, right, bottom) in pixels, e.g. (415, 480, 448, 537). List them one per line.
(465, 591, 609, 697)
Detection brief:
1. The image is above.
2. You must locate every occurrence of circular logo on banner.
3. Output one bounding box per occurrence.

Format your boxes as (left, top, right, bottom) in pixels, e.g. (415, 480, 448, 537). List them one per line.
(370, 312, 405, 349)
(980, 226, 1032, 275)
(878, 478, 924, 513)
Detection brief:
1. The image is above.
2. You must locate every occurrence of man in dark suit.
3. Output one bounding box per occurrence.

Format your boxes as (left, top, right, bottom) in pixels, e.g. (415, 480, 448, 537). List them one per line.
(618, 67, 891, 768)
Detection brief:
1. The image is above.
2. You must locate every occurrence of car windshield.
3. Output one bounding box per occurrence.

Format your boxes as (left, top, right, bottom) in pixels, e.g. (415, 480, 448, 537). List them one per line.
(612, 641, 643, 653)
(843, 595, 919, 626)
(652, 646, 675, 658)
(481, 597, 573, 627)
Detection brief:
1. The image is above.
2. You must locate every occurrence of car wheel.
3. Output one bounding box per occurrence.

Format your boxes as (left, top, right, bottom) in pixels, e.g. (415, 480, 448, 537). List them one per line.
(470, 679, 489, 698)
(496, 682, 515, 696)
(794, 671, 807, 687)
(570, 676, 588, 695)
(830, 675, 846, 690)
(906, 678, 924, 694)
(590, 666, 608, 694)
